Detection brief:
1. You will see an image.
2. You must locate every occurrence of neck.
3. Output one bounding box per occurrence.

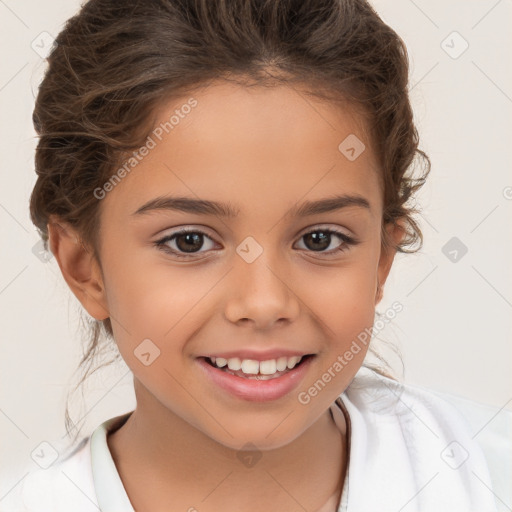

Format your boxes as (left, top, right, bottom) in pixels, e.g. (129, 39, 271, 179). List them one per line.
(107, 380, 347, 512)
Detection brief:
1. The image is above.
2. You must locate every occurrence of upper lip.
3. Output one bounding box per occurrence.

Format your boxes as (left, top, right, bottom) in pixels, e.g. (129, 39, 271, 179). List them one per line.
(200, 349, 314, 362)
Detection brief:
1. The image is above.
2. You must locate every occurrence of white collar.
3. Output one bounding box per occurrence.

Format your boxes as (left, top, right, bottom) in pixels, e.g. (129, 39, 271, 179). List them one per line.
(90, 412, 134, 511)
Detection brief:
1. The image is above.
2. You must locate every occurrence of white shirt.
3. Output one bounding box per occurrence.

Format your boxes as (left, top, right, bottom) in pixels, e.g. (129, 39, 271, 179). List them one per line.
(2, 367, 510, 511)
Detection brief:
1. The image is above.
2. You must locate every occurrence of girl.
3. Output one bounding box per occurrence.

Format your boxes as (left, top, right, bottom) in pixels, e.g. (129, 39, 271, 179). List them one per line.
(3, 0, 508, 510)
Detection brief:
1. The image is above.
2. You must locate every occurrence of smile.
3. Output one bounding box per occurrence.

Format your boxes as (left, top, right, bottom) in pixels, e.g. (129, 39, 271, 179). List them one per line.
(196, 354, 316, 401)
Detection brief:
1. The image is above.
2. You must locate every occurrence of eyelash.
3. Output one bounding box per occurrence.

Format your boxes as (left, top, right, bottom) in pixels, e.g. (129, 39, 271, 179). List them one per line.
(154, 227, 359, 260)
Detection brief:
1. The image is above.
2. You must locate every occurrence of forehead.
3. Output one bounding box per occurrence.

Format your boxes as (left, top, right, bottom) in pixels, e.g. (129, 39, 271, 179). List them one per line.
(101, 81, 381, 221)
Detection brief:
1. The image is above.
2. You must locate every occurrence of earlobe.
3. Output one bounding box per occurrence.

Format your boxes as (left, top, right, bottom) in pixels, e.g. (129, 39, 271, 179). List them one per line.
(47, 218, 110, 321)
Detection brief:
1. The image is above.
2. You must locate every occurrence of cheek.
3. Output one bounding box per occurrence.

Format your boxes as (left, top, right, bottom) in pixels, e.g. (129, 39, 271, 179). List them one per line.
(299, 260, 377, 333)
(294, 263, 377, 386)
(103, 255, 215, 356)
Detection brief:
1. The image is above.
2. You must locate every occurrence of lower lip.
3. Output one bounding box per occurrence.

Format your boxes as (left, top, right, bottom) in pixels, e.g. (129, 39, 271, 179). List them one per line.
(196, 356, 315, 402)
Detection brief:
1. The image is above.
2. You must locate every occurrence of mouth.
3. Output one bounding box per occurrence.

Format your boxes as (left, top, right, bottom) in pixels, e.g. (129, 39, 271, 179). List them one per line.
(196, 354, 316, 402)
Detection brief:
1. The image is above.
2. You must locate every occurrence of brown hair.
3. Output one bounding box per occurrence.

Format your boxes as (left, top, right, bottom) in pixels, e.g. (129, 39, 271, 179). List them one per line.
(30, 0, 430, 443)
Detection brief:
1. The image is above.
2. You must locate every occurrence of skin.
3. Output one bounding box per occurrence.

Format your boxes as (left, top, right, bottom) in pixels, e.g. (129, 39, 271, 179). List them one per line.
(48, 80, 404, 511)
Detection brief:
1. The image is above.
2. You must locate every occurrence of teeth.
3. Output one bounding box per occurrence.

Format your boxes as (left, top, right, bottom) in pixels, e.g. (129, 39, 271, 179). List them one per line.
(260, 359, 276, 374)
(227, 357, 242, 371)
(209, 355, 304, 375)
(276, 356, 288, 372)
(241, 359, 259, 374)
(287, 356, 301, 369)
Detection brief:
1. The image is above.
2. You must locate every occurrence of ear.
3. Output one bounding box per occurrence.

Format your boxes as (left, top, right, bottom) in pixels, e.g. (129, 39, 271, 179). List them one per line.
(47, 217, 109, 321)
(375, 220, 406, 305)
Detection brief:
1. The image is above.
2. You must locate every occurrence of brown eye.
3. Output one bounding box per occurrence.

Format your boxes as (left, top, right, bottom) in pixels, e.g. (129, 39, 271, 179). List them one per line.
(174, 232, 204, 253)
(295, 228, 357, 256)
(302, 231, 331, 251)
(155, 229, 217, 258)
(154, 226, 359, 260)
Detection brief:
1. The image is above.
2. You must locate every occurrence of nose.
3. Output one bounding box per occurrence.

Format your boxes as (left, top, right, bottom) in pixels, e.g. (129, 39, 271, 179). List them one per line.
(223, 253, 301, 330)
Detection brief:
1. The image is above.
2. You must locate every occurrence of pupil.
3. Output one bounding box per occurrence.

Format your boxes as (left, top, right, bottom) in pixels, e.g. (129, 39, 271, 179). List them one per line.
(176, 233, 202, 253)
(305, 231, 330, 251)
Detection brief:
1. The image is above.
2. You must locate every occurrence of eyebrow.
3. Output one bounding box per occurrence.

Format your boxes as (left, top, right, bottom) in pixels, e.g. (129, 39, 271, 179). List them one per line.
(131, 194, 371, 218)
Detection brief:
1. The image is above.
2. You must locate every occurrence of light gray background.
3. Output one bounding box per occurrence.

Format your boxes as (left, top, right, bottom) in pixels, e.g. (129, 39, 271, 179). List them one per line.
(1, 0, 511, 494)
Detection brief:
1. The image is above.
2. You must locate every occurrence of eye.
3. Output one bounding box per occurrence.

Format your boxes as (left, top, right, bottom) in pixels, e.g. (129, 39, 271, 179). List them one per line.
(154, 225, 359, 260)
(294, 227, 359, 256)
(154, 228, 217, 259)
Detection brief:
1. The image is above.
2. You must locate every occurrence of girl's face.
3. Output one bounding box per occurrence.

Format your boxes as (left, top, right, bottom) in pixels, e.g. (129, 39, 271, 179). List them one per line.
(83, 81, 400, 449)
